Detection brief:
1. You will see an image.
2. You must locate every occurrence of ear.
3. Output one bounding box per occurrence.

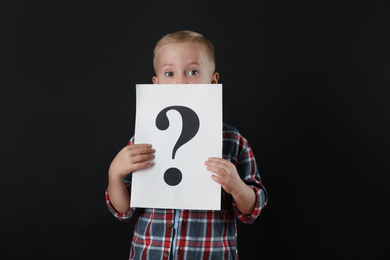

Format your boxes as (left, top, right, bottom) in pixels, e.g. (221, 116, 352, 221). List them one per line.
(211, 72, 219, 84)
(152, 76, 158, 84)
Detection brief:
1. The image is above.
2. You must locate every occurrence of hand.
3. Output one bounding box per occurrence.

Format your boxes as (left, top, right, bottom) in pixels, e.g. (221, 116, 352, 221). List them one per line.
(204, 157, 246, 196)
(109, 144, 155, 180)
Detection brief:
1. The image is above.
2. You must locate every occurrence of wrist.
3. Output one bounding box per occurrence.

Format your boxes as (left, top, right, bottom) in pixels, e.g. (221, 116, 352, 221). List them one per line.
(230, 180, 248, 199)
(231, 182, 256, 215)
(108, 170, 126, 183)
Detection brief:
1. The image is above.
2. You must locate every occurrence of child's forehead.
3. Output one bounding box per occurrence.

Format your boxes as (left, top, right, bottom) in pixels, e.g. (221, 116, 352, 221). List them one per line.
(156, 42, 208, 60)
(153, 41, 215, 71)
(159, 41, 204, 52)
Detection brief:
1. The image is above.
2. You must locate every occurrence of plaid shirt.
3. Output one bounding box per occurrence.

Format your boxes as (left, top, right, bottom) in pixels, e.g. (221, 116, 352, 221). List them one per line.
(106, 123, 267, 260)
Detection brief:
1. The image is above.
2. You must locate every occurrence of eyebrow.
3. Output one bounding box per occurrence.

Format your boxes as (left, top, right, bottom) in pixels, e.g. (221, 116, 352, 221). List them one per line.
(187, 62, 201, 66)
(161, 62, 201, 68)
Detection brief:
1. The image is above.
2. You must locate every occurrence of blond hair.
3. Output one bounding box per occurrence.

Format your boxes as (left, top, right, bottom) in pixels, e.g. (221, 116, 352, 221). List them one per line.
(153, 30, 216, 72)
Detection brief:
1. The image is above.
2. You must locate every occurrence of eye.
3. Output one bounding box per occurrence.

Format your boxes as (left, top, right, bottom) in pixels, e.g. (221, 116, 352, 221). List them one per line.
(165, 71, 174, 77)
(187, 70, 198, 76)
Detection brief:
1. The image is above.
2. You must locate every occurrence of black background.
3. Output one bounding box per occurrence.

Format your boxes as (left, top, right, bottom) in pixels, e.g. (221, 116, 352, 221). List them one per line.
(1, 0, 389, 259)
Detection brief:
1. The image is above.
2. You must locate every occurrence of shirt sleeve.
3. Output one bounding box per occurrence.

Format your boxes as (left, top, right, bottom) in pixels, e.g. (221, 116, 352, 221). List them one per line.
(230, 133, 268, 224)
(105, 137, 140, 222)
(105, 183, 140, 222)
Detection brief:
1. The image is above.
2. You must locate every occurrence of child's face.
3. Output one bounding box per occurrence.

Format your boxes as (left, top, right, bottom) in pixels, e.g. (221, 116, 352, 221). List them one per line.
(153, 42, 219, 84)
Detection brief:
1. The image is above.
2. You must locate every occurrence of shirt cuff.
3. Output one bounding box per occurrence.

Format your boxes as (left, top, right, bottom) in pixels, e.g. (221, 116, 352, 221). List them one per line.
(232, 185, 267, 224)
(105, 183, 138, 222)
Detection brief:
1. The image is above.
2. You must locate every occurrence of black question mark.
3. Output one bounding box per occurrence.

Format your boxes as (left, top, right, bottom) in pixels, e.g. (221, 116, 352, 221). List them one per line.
(156, 106, 200, 186)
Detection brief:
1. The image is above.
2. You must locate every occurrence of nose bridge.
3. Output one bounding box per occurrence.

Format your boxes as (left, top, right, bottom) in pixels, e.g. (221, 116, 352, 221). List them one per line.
(176, 74, 187, 84)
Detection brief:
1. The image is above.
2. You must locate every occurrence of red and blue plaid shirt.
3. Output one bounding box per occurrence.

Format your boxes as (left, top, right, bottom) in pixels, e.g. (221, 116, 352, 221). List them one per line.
(105, 123, 267, 260)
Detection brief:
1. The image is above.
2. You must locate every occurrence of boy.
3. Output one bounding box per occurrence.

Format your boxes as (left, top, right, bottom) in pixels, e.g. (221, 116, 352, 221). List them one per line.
(106, 30, 267, 260)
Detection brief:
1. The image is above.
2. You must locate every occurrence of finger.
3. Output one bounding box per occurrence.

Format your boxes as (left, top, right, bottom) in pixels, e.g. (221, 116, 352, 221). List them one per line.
(127, 143, 152, 150)
(132, 153, 155, 163)
(206, 157, 232, 166)
(206, 166, 228, 179)
(211, 174, 226, 186)
(129, 147, 155, 156)
(132, 161, 152, 172)
(136, 147, 155, 154)
(205, 159, 230, 171)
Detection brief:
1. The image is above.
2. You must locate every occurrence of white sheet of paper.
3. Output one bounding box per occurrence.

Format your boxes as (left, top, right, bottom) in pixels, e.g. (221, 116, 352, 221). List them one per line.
(131, 84, 222, 210)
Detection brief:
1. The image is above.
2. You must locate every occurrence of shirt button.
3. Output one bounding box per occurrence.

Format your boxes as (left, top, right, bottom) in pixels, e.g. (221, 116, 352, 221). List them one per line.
(167, 223, 173, 228)
(164, 252, 169, 257)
